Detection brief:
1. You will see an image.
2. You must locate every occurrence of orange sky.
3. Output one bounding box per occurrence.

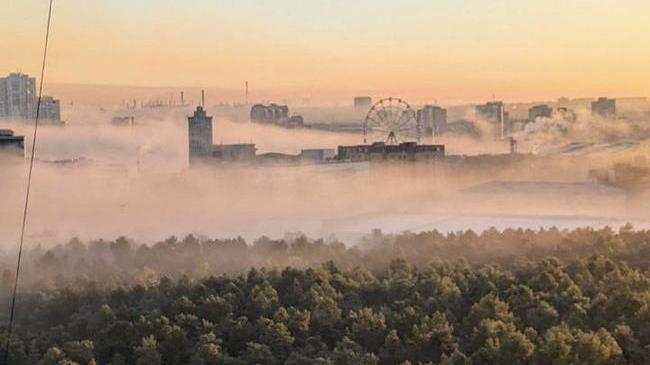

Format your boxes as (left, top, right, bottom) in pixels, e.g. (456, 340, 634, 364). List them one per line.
(2, 0, 650, 104)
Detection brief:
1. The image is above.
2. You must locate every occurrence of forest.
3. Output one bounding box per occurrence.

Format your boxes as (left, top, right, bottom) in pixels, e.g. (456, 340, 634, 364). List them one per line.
(1, 225, 650, 364)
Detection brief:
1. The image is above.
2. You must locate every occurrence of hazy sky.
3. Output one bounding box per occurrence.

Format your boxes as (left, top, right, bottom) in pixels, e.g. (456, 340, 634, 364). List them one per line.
(2, 0, 650, 102)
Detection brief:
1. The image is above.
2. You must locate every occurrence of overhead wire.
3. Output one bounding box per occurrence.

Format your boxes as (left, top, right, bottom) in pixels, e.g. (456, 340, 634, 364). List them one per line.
(2, 0, 55, 363)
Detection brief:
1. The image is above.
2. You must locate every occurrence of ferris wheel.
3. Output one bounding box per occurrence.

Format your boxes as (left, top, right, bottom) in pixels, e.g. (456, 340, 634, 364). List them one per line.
(363, 97, 420, 144)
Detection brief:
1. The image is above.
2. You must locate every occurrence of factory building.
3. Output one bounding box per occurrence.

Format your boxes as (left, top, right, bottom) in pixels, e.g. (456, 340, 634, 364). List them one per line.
(256, 152, 299, 165)
(188, 106, 214, 164)
(417, 105, 447, 137)
(250, 104, 289, 123)
(286, 115, 304, 128)
(354, 96, 372, 111)
(299, 148, 335, 162)
(213, 144, 257, 163)
(337, 142, 445, 163)
(528, 104, 553, 122)
(336, 144, 372, 162)
(256, 148, 335, 166)
(270, 104, 289, 121)
(591, 97, 616, 118)
(0, 129, 25, 156)
(476, 101, 509, 139)
(250, 104, 270, 123)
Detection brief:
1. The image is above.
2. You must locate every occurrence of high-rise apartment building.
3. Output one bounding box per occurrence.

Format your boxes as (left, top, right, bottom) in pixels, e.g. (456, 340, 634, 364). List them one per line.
(0, 73, 37, 120)
(0, 73, 62, 122)
(40, 96, 61, 122)
(417, 105, 447, 137)
(476, 101, 509, 138)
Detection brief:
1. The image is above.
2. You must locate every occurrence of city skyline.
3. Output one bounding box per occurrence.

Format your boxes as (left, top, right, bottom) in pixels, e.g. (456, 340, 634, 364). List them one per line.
(3, 0, 650, 103)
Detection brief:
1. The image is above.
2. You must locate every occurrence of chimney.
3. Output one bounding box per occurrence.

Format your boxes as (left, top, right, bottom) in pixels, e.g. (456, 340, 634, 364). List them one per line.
(510, 137, 517, 154)
(181, 91, 185, 106)
(201, 90, 205, 107)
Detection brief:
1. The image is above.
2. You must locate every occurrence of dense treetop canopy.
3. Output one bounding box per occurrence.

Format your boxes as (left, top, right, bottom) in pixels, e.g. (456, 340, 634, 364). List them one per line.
(1, 225, 650, 364)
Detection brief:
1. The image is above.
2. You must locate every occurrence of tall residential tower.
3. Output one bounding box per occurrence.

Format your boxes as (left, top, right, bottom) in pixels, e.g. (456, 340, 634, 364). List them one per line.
(417, 105, 447, 137)
(476, 101, 509, 139)
(0, 73, 62, 123)
(0, 73, 36, 120)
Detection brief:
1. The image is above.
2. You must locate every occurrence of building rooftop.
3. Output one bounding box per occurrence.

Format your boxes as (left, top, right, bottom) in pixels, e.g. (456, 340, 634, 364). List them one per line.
(0, 129, 24, 141)
(213, 143, 256, 150)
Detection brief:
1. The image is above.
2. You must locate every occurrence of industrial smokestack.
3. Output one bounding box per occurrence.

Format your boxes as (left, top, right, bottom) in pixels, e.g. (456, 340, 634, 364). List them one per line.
(499, 103, 505, 140)
(181, 91, 185, 106)
(201, 90, 205, 107)
(245, 81, 249, 105)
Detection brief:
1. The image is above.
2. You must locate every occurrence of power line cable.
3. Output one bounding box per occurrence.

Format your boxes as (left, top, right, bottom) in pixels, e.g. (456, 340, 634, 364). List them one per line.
(2, 0, 55, 363)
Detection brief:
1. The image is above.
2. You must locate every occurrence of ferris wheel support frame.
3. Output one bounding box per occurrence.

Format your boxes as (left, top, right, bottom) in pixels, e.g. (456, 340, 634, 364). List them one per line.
(363, 97, 420, 144)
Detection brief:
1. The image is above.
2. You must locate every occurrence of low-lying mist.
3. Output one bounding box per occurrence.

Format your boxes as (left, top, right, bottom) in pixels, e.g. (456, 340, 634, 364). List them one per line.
(1, 103, 650, 249)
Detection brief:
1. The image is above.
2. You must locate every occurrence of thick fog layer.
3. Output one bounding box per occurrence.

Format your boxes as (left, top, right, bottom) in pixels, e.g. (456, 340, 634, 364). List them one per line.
(1, 101, 650, 249)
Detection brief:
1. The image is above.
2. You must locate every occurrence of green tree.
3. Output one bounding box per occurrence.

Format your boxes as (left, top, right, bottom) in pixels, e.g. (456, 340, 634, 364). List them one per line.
(62, 340, 95, 365)
(347, 307, 388, 353)
(439, 350, 470, 365)
(258, 317, 295, 361)
(240, 342, 277, 365)
(332, 337, 378, 365)
(189, 333, 222, 365)
(408, 311, 457, 363)
(469, 320, 534, 365)
(134, 336, 161, 365)
(38, 347, 66, 365)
